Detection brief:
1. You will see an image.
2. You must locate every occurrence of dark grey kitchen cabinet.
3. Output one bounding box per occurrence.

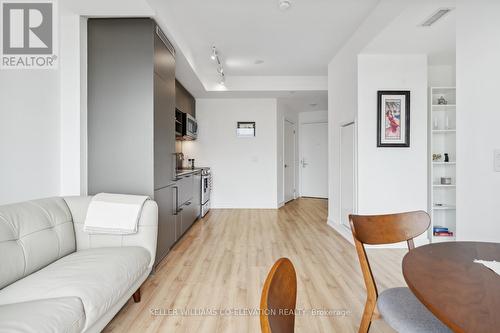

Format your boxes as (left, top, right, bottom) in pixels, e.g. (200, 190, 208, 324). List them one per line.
(174, 172, 201, 238)
(175, 80, 196, 117)
(87, 18, 178, 268)
(154, 185, 176, 265)
(179, 200, 198, 236)
(154, 72, 176, 189)
(177, 174, 194, 206)
(88, 18, 176, 195)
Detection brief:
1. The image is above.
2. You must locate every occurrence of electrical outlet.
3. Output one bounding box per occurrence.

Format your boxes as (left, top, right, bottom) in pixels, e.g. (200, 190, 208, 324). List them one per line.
(495, 150, 500, 172)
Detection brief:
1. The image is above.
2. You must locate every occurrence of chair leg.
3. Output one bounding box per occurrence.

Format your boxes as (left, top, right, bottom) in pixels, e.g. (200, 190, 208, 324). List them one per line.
(358, 298, 376, 333)
(132, 287, 141, 303)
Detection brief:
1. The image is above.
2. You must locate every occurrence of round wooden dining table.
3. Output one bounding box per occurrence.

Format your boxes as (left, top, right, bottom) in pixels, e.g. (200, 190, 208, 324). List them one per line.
(402, 241, 500, 333)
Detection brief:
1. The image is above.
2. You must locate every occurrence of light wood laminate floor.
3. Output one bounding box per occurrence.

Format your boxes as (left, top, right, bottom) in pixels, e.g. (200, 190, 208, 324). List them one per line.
(104, 198, 405, 333)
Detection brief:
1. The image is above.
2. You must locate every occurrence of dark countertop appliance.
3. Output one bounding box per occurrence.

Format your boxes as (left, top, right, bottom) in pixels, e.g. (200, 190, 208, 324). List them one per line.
(181, 112, 197, 140)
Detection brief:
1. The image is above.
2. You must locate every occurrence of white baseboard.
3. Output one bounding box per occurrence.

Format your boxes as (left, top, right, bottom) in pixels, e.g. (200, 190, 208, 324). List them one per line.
(326, 218, 430, 249)
(327, 219, 354, 245)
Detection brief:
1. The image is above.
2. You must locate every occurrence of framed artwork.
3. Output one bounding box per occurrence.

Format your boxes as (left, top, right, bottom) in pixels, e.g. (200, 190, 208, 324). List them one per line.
(377, 90, 410, 147)
(236, 122, 256, 137)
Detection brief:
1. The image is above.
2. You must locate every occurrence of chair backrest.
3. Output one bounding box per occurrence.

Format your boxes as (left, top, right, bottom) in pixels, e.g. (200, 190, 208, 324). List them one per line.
(260, 258, 297, 333)
(349, 211, 430, 299)
(349, 211, 430, 248)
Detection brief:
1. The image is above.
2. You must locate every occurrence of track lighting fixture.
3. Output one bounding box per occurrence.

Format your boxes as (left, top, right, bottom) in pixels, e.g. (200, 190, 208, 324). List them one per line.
(210, 45, 225, 85)
(279, 0, 291, 11)
(211, 46, 217, 61)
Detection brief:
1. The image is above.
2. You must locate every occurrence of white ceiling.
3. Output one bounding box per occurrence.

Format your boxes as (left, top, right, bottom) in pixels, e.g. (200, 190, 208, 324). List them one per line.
(278, 91, 328, 113)
(157, 0, 379, 77)
(362, 1, 456, 65)
(65, 0, 455, 102)
(145, 0, 380, 93)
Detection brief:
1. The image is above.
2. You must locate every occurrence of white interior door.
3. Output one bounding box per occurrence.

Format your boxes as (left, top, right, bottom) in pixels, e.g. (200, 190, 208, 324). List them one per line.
(300, 122, 328, 198)
(284, 121, 296, 203)
(340, 123, 355, 227)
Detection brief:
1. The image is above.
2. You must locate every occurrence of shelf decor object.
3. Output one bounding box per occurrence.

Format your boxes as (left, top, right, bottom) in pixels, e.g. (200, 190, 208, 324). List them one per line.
(429, 87, 457, 243)
(377, 90, 410, 147)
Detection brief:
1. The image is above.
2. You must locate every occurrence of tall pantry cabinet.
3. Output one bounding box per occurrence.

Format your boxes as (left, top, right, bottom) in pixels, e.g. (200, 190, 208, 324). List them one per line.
(87, 18, 177, 266)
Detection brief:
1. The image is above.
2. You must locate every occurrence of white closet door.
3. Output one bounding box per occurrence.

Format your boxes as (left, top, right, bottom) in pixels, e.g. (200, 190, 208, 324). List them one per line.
(340, 123, 355, 227)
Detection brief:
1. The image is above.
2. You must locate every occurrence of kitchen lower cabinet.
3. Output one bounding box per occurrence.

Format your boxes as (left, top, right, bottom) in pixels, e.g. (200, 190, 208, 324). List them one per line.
(180, 200, 198, 235)
(177, 174, 194, 205)
(154, 185, 176, 266)
(154, 172, 200, 266)
(174, 172, 201, 238)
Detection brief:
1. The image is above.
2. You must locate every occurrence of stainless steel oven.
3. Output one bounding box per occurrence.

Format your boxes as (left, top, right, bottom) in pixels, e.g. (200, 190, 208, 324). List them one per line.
(182, 112, 198, 140)
(201, 168, 211, 217)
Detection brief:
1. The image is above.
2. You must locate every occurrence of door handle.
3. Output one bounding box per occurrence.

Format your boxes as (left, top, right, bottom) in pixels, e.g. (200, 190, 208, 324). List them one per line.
(284, 164, 288, 168)
(173, 186, 180, 215)
(172, 153, 177, 180)
(301, 159, 308, 167)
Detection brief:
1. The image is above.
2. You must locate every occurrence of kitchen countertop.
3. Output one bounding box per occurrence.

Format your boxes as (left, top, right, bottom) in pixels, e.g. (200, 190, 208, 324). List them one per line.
(176, 168, 202, 176)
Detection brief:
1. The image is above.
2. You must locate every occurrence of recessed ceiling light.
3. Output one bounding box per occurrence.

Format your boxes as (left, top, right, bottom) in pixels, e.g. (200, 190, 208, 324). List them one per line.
(279, 0, 291, 11)
(254, 59, 264, 65)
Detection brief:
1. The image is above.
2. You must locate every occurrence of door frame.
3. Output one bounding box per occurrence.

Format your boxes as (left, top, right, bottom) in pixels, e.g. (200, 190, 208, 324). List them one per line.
(283, 119, 296, 204)
(339, 120, 358, 228)
(299, 121, 328, 198)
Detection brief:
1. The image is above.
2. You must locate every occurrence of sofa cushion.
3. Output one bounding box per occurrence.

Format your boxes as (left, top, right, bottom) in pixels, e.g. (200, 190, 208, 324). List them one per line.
(0, 197, 75, 289)
(0, 246, 150, 331)
(0, 297, 85, 333)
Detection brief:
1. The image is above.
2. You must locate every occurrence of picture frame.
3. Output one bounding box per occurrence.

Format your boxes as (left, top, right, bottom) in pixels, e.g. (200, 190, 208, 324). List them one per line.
(236, 121, 256, 138)
(377, 90, 410, 147)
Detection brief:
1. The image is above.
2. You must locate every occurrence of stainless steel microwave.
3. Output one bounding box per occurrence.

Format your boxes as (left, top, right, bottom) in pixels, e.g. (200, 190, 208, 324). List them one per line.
(182, 112, 198, 140)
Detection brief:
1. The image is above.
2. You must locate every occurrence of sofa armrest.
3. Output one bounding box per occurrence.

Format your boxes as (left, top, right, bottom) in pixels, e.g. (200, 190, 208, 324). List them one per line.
(63, 196, 158, 269)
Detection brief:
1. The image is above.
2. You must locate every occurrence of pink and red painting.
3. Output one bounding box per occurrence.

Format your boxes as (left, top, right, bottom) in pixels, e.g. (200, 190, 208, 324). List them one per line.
(377, 91, 410, 147)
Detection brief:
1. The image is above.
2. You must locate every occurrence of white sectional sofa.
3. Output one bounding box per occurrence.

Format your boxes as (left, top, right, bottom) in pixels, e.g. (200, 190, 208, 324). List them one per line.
(0, 196, 158, 333)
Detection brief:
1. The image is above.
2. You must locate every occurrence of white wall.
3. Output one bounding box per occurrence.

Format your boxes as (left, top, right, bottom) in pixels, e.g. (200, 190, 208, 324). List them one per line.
(456, 0, 500, 242)
(357, 55, 428, 217)
(183, 99, 278, 208)
(59, 11, 87, 196)
(299, 110, 328, 124)
(428, 65, 456, 87)
(327, 0, 408, 229)
(0, 68, 60, 205)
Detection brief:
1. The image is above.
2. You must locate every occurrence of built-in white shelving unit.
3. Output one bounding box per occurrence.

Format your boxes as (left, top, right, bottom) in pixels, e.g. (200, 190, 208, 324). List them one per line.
(429, 87, 456, 242)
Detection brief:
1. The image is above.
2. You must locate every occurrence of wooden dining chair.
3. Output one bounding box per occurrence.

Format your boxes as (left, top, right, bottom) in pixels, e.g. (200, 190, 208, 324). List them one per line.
(260, 258, 297, 333)
(349, 211, 452, 333)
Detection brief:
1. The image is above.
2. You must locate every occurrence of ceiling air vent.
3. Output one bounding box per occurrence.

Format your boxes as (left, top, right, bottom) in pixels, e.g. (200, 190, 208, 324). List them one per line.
(420, 8, 453, 27)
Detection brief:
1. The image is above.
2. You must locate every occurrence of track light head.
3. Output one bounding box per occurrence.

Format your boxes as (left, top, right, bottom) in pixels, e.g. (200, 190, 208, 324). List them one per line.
(211, 46, 217, 61)
(279, 0, 291, 11)
(211, 45, 225, 85)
